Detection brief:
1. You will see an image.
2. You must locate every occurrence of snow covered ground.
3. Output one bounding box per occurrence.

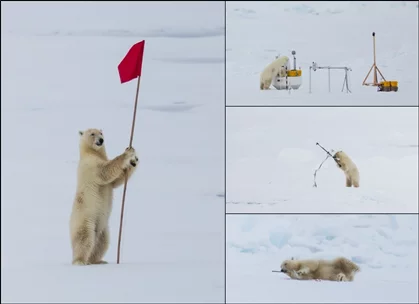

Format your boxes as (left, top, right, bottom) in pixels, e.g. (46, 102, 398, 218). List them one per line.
(226, 107, 418, 213)
(1, 2, 225, 303)
(226, 1, 418, 106)
(226, 214, 419, 303)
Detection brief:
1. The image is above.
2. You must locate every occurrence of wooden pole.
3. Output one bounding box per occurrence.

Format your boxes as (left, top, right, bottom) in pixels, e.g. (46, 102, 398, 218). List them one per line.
(362, 64, 374, 85)
(372, 32, 378, 85)
(117, 75, 141, 264)
(373, 32, 376, 65)
(362, 32, 386, 86)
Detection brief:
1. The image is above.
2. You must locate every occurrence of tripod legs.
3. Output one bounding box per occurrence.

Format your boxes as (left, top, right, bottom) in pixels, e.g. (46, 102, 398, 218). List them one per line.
(341, 70, 351, 93)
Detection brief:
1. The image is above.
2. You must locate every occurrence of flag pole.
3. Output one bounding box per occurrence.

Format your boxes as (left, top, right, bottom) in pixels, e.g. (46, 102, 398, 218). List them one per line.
(117, 75, 141, 264)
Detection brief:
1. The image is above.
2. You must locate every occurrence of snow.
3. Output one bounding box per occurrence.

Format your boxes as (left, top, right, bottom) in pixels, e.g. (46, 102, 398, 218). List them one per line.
(226, 107, 418, 213)
(227, 214, 419, 303)
(226, 1, 418, 106)
(1, 2, 224, 303)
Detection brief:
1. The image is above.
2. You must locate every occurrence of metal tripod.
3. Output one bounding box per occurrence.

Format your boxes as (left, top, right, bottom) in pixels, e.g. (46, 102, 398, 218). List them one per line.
(341, 67, 352, 93)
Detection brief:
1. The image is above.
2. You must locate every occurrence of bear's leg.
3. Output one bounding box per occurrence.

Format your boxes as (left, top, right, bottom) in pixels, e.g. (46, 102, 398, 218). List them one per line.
(289, 270, 302, 280)
(336, 273, 348, 281)
(296, 267, 310, 276)
(352, 179, 359, 188)
(72, 225, 95, 265)
(346, 176, 352, 187)
(88, 227, 110, 265)
(98, 150, 137, 186)
(112, 165, 137, 189)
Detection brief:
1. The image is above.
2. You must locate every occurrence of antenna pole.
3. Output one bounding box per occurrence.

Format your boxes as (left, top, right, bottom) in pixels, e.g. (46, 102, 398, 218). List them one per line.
(372, 32, 378, 85)
(363, 32, 385, 86)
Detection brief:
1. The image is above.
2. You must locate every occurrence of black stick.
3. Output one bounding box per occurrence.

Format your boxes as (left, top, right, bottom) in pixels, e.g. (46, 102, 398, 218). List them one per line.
(313, 142, 341, 188)
(316, 142, 339, 164)
(316, 142, 334, 158)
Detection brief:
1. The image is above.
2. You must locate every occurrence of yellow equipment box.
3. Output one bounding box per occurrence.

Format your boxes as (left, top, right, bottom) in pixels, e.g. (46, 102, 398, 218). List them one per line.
(287, 70, 302, 77)
(379, 80, 398, 92)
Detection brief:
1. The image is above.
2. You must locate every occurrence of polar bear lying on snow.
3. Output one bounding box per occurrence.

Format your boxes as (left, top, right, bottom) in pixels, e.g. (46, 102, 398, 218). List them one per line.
(280, 257, 360, 282)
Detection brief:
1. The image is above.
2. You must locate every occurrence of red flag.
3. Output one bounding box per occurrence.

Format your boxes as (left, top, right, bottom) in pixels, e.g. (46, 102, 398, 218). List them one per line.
(118, 40, 145, 84)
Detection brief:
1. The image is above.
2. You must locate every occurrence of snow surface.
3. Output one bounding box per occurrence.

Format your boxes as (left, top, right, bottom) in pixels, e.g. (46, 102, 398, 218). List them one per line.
(226, 1, 419, 106)
(227, 214, 419, 303)
(1, 2, 225, 303)
(226, 107, 418, 213)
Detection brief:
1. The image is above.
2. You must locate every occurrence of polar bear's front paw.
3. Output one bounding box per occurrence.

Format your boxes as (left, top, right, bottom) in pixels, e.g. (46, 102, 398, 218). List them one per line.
(130, 156, 139, 167)
(125, 146, 136, 156)
(336, 273, 347, 282)
(296, 268, 309, 276)
(291, 270, 300, 279)
(124, 147, 138, 167)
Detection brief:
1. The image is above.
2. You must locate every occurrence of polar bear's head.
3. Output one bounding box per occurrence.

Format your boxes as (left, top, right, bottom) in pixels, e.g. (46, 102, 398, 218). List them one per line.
(333, 151, 351, 169)
(79, 128, 105, 151)
(333, 151, 343, 160)
(280, 258, 298, 273)
(333, 150, 350, 161)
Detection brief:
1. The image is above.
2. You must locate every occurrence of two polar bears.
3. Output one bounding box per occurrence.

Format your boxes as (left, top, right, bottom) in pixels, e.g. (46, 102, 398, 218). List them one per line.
(280, 257, 360, 282)
(69, 128, 138, 265)
(333, 151, 360, 188)
(260, 56, 289, 90)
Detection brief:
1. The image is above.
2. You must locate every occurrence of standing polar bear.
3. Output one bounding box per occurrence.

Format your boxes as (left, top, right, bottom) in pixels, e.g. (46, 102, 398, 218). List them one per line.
(333, 151, 360, 188)
(280, 257, 360, 282)
(69, 128, 138, 265)
(260, 56, 289, 90)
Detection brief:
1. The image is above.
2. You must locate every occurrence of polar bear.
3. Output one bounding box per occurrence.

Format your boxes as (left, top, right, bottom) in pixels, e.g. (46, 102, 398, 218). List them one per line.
(280, 257, 360, 282)
(333, 151, 360, 188)
(69, 128, 138, 265)
(260, 56, 289, 90)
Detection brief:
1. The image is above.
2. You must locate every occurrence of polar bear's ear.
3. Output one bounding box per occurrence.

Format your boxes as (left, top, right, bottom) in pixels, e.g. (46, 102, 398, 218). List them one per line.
(79, 131, 84, 136)
(291, 257, 295, 260)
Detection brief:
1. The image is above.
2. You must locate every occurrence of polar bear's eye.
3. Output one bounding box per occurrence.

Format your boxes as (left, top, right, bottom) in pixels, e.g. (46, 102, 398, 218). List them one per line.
(90, 133, 95, 136)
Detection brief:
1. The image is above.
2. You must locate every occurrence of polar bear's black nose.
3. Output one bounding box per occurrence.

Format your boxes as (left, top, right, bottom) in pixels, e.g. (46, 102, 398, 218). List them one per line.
(99, 138, 104, 144)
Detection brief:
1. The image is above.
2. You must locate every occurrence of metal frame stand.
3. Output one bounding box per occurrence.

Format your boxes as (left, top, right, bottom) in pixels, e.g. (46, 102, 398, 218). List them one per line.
(309, 62, 352, 93)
